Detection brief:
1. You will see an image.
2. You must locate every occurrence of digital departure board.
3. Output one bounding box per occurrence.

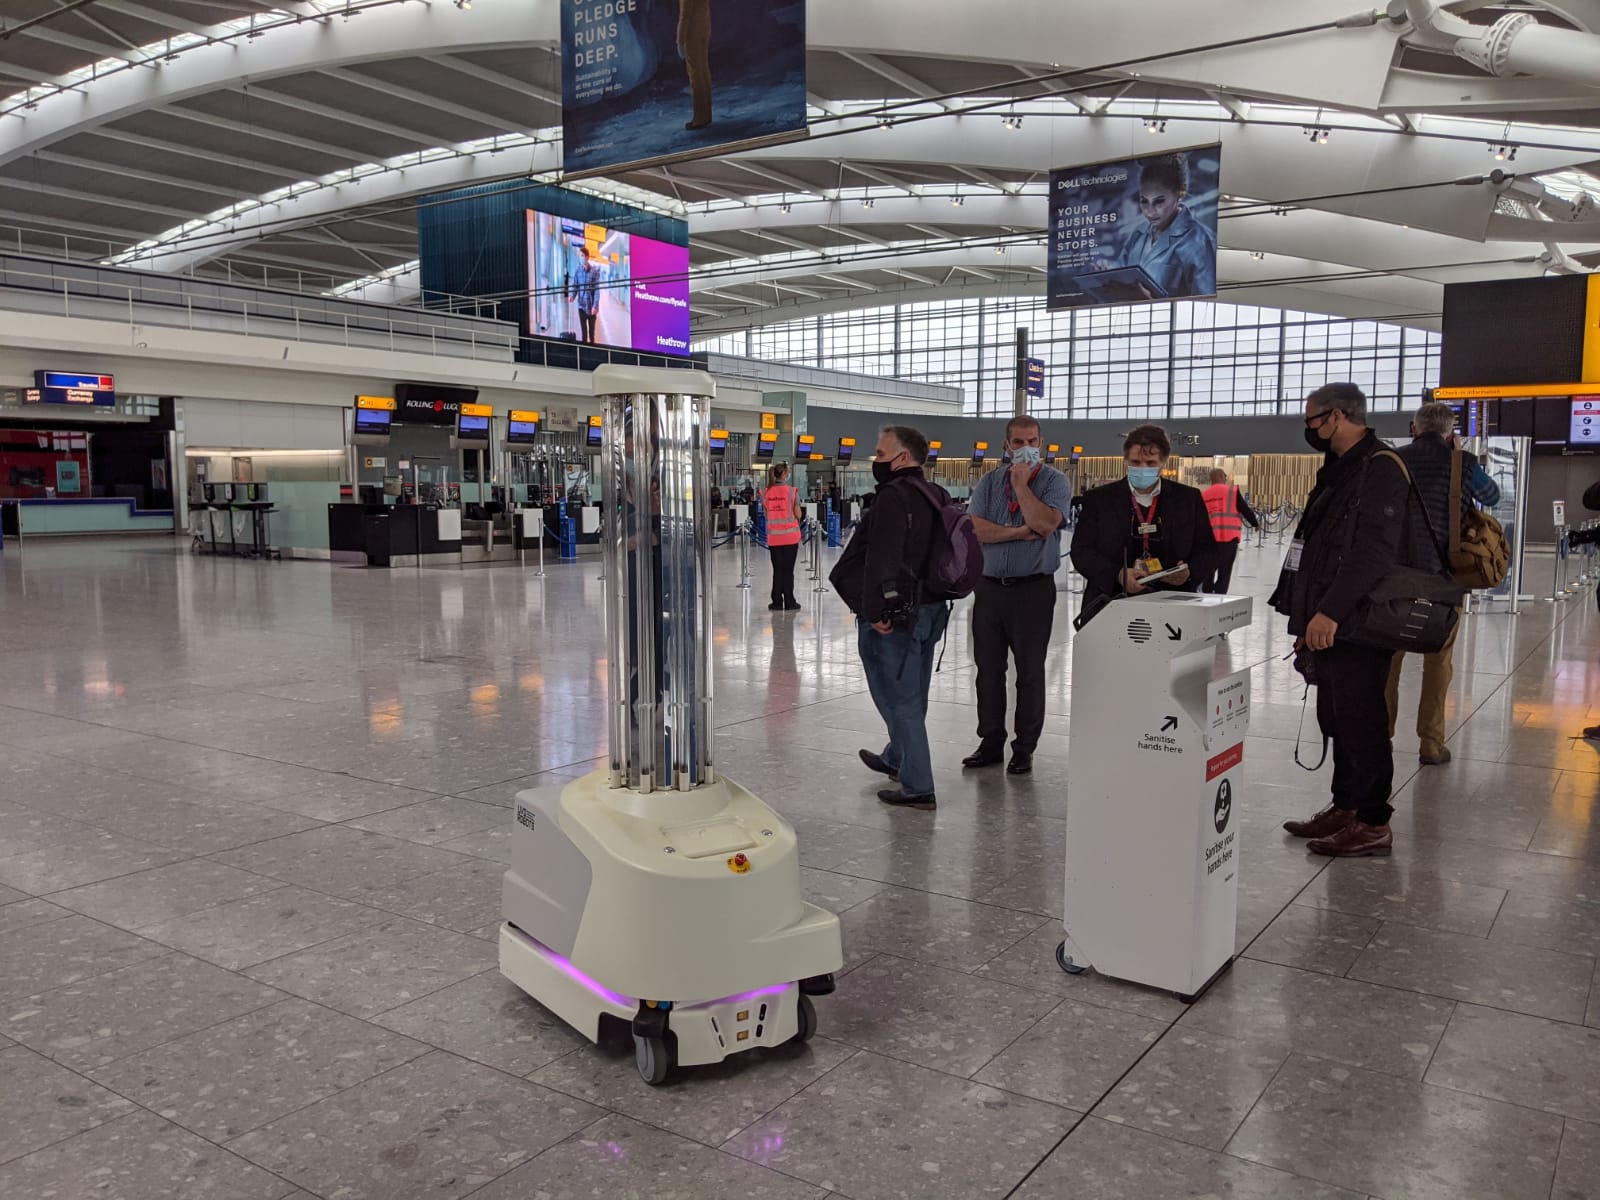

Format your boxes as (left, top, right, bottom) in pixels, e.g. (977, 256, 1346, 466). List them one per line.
(354, 407, 392, 436)
(586, 415, 603, 447)
(507, 410, 541, 445)
(927, 440, 941, 463)
(838, 437, 856, 462)
(796, 434, 816, 458)
(972, 440, 989, 464)
(709, 428, 728, 459)
(755, 431, 778, 460)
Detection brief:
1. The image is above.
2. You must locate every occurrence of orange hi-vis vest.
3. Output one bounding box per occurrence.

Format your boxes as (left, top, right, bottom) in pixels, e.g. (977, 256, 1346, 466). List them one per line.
(1203, 483, 1244, 542)
(764, 485, 801, 546)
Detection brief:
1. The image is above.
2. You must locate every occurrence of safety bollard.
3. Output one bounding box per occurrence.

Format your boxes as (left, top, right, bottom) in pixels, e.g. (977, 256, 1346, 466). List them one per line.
(812, 526, 827, 594)
(737, 523, 752, 589)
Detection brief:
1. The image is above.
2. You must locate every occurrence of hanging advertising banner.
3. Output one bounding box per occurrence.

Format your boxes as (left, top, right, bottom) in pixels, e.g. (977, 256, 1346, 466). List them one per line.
(1048, 145, 1221, 310)
(560, 0, 808, 179)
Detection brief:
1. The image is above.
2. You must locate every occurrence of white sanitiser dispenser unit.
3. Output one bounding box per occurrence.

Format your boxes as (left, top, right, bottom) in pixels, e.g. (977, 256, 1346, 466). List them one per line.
(500, 366, 842, 1084)
(1058, 592, 1252, 1002)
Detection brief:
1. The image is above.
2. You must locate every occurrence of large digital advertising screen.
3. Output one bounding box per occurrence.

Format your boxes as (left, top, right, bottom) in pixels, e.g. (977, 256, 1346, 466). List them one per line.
(560, 0, 807, 177)
(527, 210, 690, 356)
(1047, 145, 1221, 310)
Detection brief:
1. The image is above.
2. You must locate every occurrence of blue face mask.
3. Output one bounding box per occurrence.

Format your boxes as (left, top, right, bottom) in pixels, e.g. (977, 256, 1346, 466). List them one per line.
(1127, 466, 1161, 491)
(1009, 446, 1042, 468)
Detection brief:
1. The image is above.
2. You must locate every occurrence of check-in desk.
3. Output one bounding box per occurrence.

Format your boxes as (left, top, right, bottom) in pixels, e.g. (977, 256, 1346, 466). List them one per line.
(328, 503, 464, 567)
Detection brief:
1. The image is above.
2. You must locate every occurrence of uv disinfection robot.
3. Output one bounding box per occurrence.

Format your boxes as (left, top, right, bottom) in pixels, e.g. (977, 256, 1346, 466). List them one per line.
(499, 366, 843, 1085)
(1059, 591, 1253, 1003)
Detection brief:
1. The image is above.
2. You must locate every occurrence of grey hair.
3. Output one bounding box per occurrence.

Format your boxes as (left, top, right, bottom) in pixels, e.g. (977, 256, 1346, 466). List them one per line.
(1307, 382, 1368, 424)
(879, 424, 929, 465)
(1414, 401, 1456, 437)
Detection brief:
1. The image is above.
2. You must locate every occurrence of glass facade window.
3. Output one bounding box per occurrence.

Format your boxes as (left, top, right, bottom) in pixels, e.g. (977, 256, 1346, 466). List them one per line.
(694, 297, 1441, 417)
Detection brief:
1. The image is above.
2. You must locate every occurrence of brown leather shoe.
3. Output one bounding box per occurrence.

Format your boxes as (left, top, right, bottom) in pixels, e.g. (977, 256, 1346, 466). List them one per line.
(1283, 804, 1356, 839)
(1419, 747, 1452, 766)
(1308, 821, 1393, 857)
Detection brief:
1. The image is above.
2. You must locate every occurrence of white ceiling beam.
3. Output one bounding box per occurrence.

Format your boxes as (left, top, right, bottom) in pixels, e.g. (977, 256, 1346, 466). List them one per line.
(812, 272, 878, 289)
(160, 103, 374, 162)
(320, 67, 528, 136)
(839, 160, 923, 195)
(1205, 89, 1251, 122)
(14, 24, 148, 67)
(238, 83, 441, 148)
(423, 54, 562, 108)
(94, 0, 216, 39)
(0, 175, 197, 220)
(32, 149, 255, 200)
(84, 127, 312, 183)
(839, 51, 957, 109)
(952, 165, 1020, 194)
(721, 159, 825, 197)
(645, 168, 747, 204)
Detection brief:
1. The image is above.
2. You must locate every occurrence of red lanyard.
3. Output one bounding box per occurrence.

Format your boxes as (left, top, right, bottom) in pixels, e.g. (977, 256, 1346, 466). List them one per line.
(1129, 489, 1160, 556)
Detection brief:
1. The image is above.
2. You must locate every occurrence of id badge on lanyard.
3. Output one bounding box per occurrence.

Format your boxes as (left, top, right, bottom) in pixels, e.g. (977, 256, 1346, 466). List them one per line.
(1130, 491, 1159, 560)
(1284, 538, 1305, 572)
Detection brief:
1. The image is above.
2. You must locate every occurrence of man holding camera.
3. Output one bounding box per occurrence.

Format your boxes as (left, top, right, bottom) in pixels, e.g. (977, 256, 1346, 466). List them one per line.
(830, 425, 950, 810)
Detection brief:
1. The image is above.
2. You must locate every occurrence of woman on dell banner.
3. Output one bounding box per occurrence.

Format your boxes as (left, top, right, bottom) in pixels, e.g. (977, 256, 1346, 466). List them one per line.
(1117, 153, 1217, 300)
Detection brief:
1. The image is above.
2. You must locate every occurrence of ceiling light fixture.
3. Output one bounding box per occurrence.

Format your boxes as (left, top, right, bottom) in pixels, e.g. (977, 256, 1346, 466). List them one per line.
(951, 194, 964, 207)
(454, 0, 472, 9)
(1144, 118, 1166, 134)
(1250, 251, 1265, 261)
(1490, 142, 1518, 161)
(779, 202, 791, 214)
(1304, 125, 1330, 144)
(877, 116, 892, 132)
(861, 197, 874, 209)
(1002, 114, 1022, 131)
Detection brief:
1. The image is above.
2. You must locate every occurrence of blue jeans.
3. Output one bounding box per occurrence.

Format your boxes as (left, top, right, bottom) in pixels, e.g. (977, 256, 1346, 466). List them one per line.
(857, 603, 951, 796)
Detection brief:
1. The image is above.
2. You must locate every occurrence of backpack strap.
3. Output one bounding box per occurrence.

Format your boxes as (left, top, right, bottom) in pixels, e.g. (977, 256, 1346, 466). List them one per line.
(1373, 448, 1450, 571)
(1447, 450, 1464, 559)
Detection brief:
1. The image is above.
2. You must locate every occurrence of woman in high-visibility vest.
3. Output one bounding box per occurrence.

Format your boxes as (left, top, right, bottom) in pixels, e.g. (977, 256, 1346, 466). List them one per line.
(763, 463, 803, 611)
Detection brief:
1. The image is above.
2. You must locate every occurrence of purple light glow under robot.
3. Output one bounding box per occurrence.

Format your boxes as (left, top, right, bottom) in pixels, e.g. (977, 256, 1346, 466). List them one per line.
(534, 937, 792, 1011)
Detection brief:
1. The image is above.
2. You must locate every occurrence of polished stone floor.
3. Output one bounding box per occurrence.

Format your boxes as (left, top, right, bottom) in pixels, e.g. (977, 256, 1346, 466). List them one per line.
(1, 535, 1597, 1200)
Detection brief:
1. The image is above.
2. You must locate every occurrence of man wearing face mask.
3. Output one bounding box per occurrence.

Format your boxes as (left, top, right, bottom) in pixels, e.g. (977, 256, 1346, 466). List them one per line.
(962, 415, 1071, 775)
(1071, 424, 1217, 613)
(830, 425, 950, 810)
(1271, 383, 1409, 858)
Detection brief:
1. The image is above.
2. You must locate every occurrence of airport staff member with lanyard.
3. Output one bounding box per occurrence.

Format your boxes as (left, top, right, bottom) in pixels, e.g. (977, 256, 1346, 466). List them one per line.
(1071, 423, 1217, 613)
(962, 414, 1071, 777)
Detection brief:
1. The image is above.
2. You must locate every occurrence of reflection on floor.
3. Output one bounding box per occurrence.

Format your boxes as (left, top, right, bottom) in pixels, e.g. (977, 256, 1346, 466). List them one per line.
(0, 536, 1597, 1200)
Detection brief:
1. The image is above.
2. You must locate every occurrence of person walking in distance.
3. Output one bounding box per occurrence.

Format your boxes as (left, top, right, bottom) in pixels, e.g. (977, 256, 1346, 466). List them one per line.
(1274, 383, 1408, 857)
(829, 426, 950, 810)
(1382, 401, 1497, 765)
(763, 463, 802, 612)
(1200, 469, 1260, 595)
(962, 415, 1071, 776)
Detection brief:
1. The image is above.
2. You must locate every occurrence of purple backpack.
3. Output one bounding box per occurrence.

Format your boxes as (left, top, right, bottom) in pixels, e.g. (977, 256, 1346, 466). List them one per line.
(904, 476, 985, 600)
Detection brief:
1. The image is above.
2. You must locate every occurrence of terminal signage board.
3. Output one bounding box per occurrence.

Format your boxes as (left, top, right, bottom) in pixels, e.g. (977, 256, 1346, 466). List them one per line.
(28, 370, 115, 406)
(1024, 358, 1046, 398)
(397, 396, 461, 425)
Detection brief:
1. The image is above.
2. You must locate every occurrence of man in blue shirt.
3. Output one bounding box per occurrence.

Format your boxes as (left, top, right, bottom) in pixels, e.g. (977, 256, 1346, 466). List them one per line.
(962, 415, 1072, 775)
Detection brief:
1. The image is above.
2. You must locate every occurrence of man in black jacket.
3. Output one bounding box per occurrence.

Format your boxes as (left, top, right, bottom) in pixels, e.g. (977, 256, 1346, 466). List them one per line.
(829, 425, 950, 810)
(1382, 401, 1484, 766)
(1568, 479, 1600, 741)
(1275, 383, 1409, 857)
(1070, 423, 1217, 612)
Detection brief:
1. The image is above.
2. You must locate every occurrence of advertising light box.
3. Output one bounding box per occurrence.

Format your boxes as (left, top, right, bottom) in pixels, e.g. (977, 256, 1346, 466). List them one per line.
(527, 209, 690, 356)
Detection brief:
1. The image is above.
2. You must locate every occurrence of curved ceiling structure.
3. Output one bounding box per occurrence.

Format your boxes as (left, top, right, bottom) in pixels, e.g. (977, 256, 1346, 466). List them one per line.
(2, 0, 1598, 333)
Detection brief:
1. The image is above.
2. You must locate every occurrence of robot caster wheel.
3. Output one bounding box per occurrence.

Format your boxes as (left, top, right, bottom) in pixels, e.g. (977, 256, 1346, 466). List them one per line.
(634, 1033, 675, 1086)
(792, 993, 817, 1044)
(1055, 941, 1087, 976)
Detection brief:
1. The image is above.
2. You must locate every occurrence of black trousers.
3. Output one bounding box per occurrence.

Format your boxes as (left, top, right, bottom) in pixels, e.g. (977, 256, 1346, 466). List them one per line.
(1315, 641, 1396, 825)
(973, 575, 1056, 754)
(1203, 540, 1241, 594)
(579, 308, 597, 343)
(769, 542, 799, 604)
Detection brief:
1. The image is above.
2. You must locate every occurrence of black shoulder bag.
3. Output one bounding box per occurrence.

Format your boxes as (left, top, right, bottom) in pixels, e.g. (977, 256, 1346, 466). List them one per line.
(1340, 450, 1465, 655)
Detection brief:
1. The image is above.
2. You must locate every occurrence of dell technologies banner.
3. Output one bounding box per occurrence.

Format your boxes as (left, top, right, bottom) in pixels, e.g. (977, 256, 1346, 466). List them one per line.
(561, 0, 807, 177)
(1048, 145, 1221, 311)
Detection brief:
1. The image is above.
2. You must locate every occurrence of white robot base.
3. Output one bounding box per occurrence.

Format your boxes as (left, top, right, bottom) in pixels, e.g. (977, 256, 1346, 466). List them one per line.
(499, 770, 842, 1085)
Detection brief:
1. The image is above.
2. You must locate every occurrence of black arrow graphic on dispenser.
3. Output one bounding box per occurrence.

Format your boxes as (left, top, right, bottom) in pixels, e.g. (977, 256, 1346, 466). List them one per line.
(1161, 715, 1178, 732)
(1165, 623, 1181, 640)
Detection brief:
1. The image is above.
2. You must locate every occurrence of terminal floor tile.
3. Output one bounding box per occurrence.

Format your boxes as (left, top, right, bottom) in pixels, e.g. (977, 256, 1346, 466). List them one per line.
(0, 536, 1597, 1200)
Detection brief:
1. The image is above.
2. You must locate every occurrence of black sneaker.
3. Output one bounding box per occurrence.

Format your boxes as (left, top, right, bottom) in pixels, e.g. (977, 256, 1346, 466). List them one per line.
(878, 788, 936, 811)
(858, 749, 898, 781)
(782, 599, 802, 610)
(767, 602, 782, 611)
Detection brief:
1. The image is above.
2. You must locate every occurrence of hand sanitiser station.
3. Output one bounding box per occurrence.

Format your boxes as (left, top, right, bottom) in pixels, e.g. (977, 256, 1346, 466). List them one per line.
(1058, 592, 1252, 1003)
(500, 366, 842, 1084)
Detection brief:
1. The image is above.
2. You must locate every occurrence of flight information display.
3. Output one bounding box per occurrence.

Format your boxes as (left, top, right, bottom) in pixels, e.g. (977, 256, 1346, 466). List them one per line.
(507, 410, 541, 445)
(354, 408, 392, 435)
(527, 208, 690, 356)
(457, 414, 490, 438)
(927, 440, 941, 463)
